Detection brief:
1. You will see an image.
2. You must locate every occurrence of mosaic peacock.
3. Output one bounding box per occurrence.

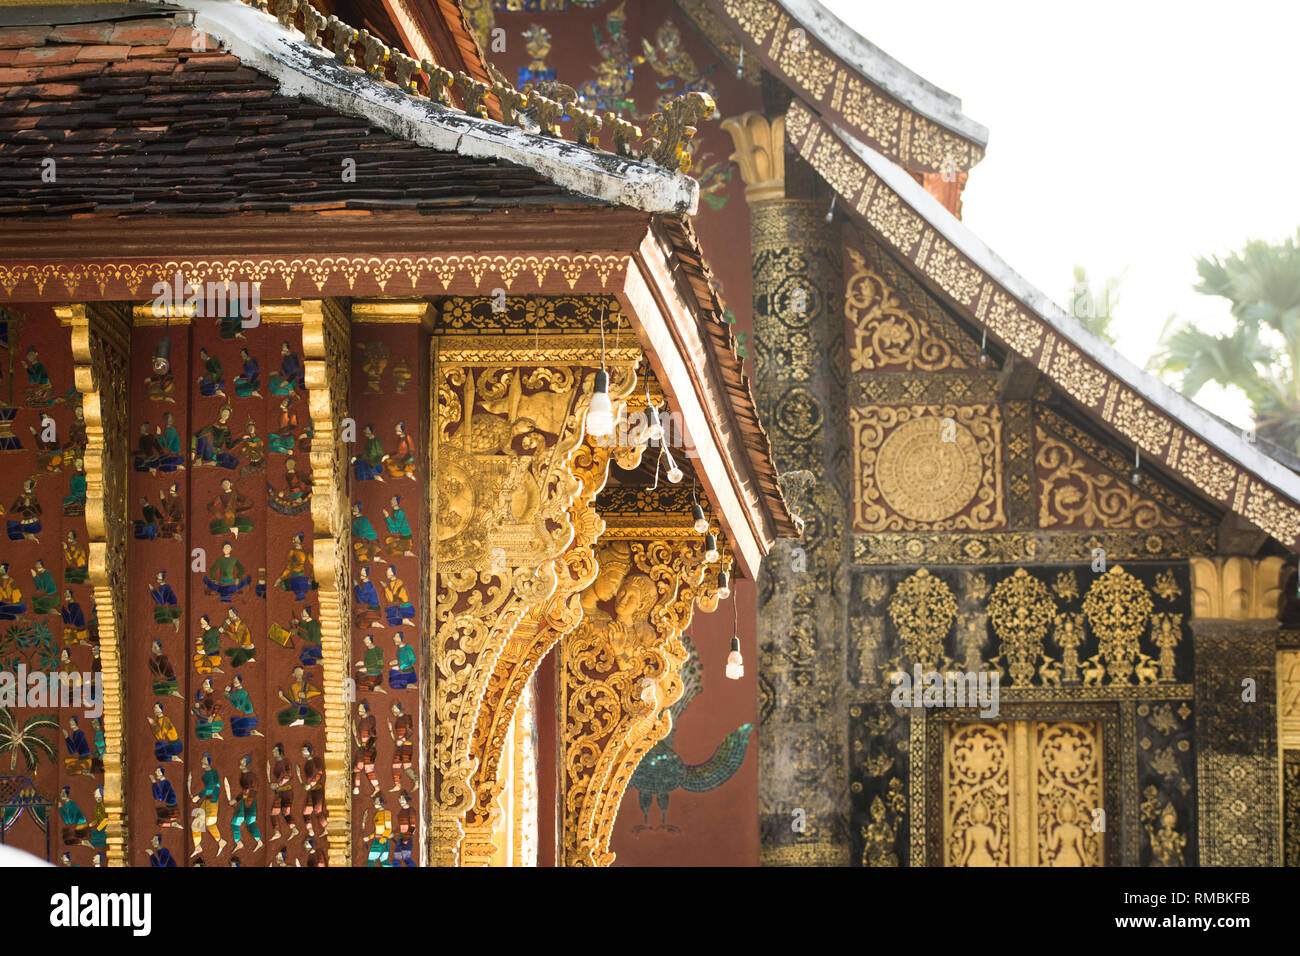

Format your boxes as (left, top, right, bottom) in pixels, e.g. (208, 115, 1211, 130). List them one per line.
(629, 634, 753, 831)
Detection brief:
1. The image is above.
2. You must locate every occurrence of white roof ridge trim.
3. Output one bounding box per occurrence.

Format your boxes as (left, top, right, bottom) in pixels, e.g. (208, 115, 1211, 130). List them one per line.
(178, 0, 698, 216)
(778, 0, 988, 146)
(831, 122, 1300, 505)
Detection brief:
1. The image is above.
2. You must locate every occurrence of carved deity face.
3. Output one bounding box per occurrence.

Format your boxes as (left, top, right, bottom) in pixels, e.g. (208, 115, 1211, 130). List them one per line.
(588, 543, 632, 606)
(614, 574, 657, 624)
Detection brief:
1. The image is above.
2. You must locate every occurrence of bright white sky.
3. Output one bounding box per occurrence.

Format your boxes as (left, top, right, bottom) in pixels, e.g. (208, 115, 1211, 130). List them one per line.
(821, 0, 1300, 427)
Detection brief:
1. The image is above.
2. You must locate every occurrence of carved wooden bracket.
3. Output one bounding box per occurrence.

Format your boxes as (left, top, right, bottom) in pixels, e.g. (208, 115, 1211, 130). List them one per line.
(561, 533, 730, 866)
(430, 330, 642, 866)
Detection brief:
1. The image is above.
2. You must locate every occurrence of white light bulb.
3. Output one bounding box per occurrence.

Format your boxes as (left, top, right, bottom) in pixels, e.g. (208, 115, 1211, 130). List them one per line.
(663, 448, 683, 483)
(646, 405, 664, 442)
(726, 637, 744, 680)
(586, 369, 613, 437)
(704, 533, 719, 564)
(692, 502, 709, 534)
(717, 569, 731, 600)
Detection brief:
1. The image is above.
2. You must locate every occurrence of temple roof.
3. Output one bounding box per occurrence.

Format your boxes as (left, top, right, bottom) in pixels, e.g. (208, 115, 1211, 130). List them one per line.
(785, 98, 1300, 552)
(700, 0, 987, 174)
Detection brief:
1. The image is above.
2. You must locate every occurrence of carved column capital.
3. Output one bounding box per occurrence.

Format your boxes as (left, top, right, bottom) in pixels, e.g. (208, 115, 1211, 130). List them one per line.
(721, 111, 786, 203)
(1190, 556, 1287, 620)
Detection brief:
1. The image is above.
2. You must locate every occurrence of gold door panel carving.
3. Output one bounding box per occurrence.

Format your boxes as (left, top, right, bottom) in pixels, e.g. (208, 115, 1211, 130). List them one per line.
(944, 720, 1103, 866)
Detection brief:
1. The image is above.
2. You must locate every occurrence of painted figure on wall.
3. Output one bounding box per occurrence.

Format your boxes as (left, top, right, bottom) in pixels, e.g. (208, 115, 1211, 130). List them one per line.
(221, 608, 255, 668)
(58, 786, 89, 846)
(382, 567, 415, 627)
(224, 674, 263, 738)
(147, 832, 177, 867)
(197, 347, 225, 398)
(354, 567, 382, 628)
(351, 502, 384, 565)
(276, 531, 317, 600)
(205, 541, 252, 601)
(393, 790, 415, 866)
(383, 496, 413, 557)
(149, 638, 181, 698)
(293, 605, 322, 667)
(227, 753, 263, 852)
(190, 752, 227, 857)
(364, 792, 391, 867)
(267, 742, 298, 841)
(193, 678, 224, 741)
(351, 423, 385, 482)
(353, 700, 379, 795)
(191, 405, 239, 469)
(151, 766, 180, 829)
(62, 530, 88, 584)
(269, 396, 302, 455)
(355, 633, 385, 693)
(193, 614, 223, 675)
(276, 665, 323, 727)
(22, 346, 53, 407)
(30, 559, 58, 614)
(150, 570, 182, 630)
(268, 458, 311, 515)
(7, 476, 42, 541)
(63, 715, 92, 775)
(61, 457, 86, 516)
(389, 701, 416, 792)
(234, 348, 261, 398)
(150, 702, 183, 763)
(60, 590, 87, 646)
(388, 632, 417, 688)
(239, 418, 266, 475)
(297, 743, 326, 838)
(159, 482, 184, 539)
(0, 562, 24, 619)
(382, 421, 416, 480)
(208, 478, 254, 538)
(270, 341, 304, 395)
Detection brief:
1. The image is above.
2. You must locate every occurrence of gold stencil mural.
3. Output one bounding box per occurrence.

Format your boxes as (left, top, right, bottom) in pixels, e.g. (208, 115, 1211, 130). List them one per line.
(852, 404, 1004, 532)
(845, 249, 969, 373)
(944, 720, 1103, 867)
(1036, 425, 1184, 530)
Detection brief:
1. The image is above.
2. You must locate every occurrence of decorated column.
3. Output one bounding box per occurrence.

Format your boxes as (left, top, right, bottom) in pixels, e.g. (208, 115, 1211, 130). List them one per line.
(724, 112, 851, 866)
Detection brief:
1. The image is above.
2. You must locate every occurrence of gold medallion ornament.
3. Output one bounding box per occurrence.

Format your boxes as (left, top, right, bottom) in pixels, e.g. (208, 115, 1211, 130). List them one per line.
(875, 416, 981, 523)
(852, 404, 1004, 532)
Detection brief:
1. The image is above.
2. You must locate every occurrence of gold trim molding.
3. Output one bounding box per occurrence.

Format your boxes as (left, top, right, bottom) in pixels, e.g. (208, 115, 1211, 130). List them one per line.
(56, 303, 129, 866)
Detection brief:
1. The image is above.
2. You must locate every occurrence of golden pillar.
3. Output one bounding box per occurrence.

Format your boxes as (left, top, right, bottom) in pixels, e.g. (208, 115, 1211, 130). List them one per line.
(57, 303, 129, 865)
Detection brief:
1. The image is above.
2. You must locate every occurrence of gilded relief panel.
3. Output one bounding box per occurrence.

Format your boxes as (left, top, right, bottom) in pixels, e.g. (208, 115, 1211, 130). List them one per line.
(928, 706, 1118, 867)
(851, 403, 1005, 533)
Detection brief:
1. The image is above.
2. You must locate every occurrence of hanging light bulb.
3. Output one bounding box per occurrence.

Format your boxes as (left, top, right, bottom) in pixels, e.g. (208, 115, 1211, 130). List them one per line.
(587, 368, 614, 437)
(726, 637, 744, 680)
(663, 447, 683, 484)
(825, 194, 836, 223)
(978, 327, 989, 367)
(692, 501, 709, 534)
(646, 403, 664, 442)
(735, 45, 744, 80)
(717, 567, 731, 600)
(1130, 447, 1141, 486)
(703, 532, 719, 564)
(152, 334, 172, 375)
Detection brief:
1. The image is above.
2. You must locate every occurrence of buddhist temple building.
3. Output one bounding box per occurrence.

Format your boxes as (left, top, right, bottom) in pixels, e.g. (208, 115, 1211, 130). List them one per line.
(0, 0, 1296, 869)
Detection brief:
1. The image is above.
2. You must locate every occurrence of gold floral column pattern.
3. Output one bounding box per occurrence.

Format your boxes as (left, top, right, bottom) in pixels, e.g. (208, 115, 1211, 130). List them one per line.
(560, 534, 728, 866)
(56, 303, 129, 865)
(458, 356, 643, 867)
(1189, 556, 1285, 866)
(430, 324, 636, 866)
